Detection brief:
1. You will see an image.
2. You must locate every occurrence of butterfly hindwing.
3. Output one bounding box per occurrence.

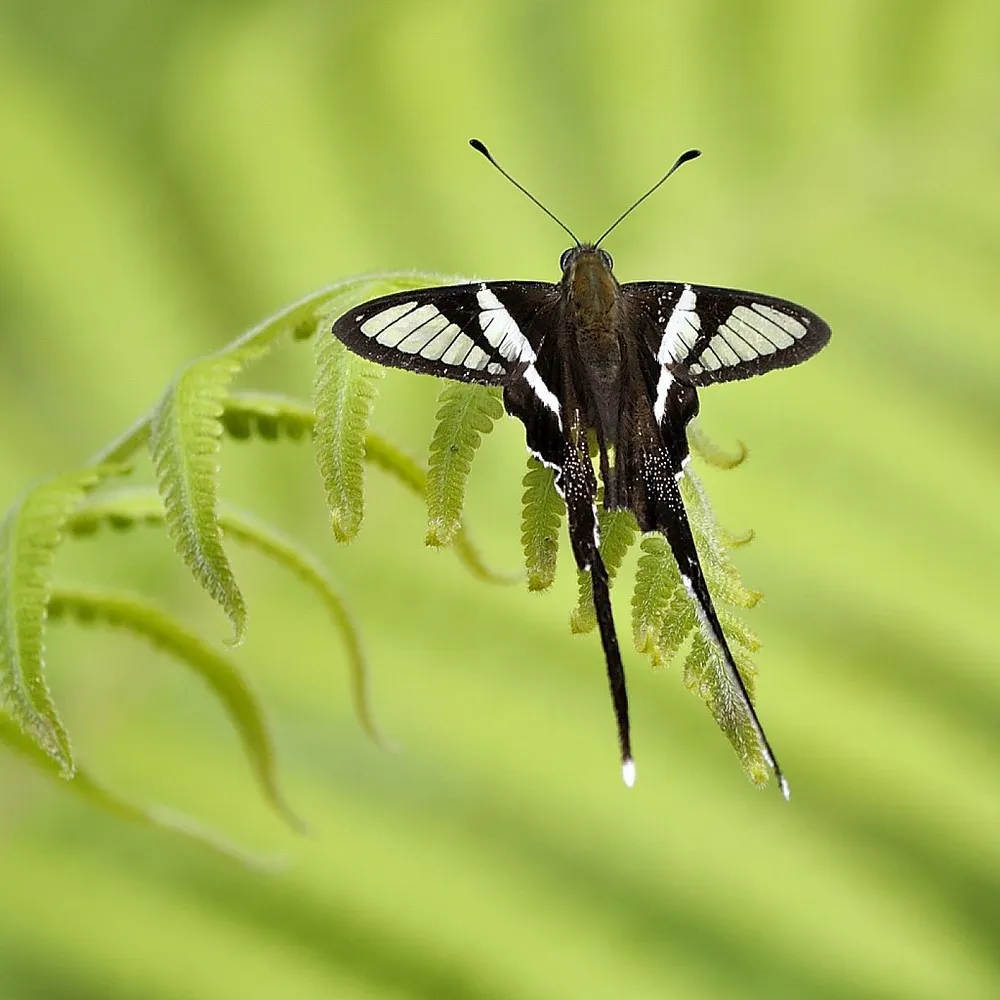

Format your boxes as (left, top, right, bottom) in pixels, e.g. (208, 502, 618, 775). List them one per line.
(331, 281, 560, 385)
(625, 281, 831, 386)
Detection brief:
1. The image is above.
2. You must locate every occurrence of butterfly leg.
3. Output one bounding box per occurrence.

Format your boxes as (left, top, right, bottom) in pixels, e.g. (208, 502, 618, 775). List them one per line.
(643, 452, 788, 797)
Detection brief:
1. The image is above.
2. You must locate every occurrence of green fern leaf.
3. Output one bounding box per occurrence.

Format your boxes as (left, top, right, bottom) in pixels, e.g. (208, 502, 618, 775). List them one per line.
(0, 466, 122, 774)
(47, 586, 304, 831)
(631, 534, 684, 660)
(214, 509, 384, 750)
(112, 276, 471, 624)
(681, 472, 763, 610)
(425, 384, 504, 548)
(656, 587, 697, 668)
(362, 430, 517, 585)
(149, 353, 256, 645)
(313, 334, 384, 543)
(682, 632, 768, 786)
(570, 508, 638, 633)
(217, 392, 516, 585)
(520, 457, 566, 592)
(67, 488, 386, 748)
(309, 273, 474, 545)
(625, 464, 770, 784)
(89, 278, 396, 470)
(0, 709, 282, 869)
(718, 605, 762, 655)
(687, 422, 748, 469)
(221, 391, 316, 444)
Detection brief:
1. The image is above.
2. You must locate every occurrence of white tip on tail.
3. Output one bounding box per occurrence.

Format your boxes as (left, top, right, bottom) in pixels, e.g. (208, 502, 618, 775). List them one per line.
(779, 775, 791, 801)
(622, 758, 636, 788)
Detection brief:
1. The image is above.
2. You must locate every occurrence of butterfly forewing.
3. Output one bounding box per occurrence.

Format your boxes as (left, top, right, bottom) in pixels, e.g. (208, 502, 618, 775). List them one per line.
(625, 281, 831, 386)
(331, 281, 559, 385)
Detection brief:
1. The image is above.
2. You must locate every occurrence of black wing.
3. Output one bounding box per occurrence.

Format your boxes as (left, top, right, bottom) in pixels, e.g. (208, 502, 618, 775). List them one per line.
(503, 346, 635, 783)
(620, 281, 811, 795)
(331, 281, 560, 385)
(625, 281, 830, 386)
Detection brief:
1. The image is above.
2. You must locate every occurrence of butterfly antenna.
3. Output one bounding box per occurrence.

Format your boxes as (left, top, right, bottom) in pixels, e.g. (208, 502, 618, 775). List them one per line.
(470, 138, 581, 246)
(595, 148, 701, 247)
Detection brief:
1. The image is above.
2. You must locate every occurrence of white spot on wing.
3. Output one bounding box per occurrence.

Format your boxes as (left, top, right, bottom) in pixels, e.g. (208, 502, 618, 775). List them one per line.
(708, 335, 740, 367)
(729, 306, 794, 350)
(652, 366, 674, 423)
(659, 285, 699, 363)
(726, 311, 778, 355)
(360, 301, 417, 338)
(719, 324, 760, 361)
(699, 349, 722, 371)
(395, 308, 450, 353)
(477, 285, 535, 363)
(464, 345, 490, 370)
(421, 324, 462, 360)
(441, 333, 476, 366)
(753, 303, 806, 339)
(524, 363, 562, 427)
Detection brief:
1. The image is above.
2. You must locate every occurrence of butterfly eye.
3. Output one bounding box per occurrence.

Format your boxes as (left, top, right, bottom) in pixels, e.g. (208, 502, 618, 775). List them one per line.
(560, 248, 574, 271)
(600, 249, 614, 269)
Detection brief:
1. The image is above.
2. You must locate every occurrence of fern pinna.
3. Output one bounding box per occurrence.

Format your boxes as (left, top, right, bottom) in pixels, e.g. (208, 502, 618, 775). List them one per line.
(0, 272, 787, 861)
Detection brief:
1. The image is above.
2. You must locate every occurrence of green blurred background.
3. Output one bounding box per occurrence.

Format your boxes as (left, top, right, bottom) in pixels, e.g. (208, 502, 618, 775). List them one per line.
(1, 1, 999, 997)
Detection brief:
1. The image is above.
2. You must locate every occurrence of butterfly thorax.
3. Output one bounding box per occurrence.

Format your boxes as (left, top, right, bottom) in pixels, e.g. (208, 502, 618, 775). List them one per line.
(560, 246, 626, 434)
(558, 246, 636, 504)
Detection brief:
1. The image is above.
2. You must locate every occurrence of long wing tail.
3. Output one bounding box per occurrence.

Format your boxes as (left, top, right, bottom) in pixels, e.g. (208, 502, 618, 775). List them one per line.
(504, 374, 635, 785)
(639, 446, 789, 798)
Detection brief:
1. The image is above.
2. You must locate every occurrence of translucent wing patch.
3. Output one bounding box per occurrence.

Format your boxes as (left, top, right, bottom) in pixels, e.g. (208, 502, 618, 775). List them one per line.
(358, 298, 498, 375)
(655, 284, 701, 364)
(332, 281, 559, 386)
(626, 281, 831, 386)
(690, 302, 810, 377)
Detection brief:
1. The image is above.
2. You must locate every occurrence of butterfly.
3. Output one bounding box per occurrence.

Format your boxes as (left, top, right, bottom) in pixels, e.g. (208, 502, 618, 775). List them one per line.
(330, 140, 830, 796)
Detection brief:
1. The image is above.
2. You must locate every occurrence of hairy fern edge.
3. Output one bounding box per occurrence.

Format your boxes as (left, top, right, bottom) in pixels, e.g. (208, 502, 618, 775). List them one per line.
(0, 465, 124, 775)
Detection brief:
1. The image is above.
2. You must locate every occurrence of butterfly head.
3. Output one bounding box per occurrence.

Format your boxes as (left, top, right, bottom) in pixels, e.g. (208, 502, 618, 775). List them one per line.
(560, 244, 618, 306)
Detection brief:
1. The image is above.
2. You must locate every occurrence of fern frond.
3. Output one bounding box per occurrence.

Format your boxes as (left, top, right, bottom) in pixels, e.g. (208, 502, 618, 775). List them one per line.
(218, 393, 516, 585)
(0, 466, 123, 774)
(88, 277, 411, 470)
(655, 587, 697, 668)
(682, 632, 768, 786)
(149, 353, 253, 646)
(313, 334, 384, 544)
(687, 422, 748, 469)
(115, 275, 471, 633)
(309, 273, 473, 545)
(718, 606, 762, 656)
(631, 534, 684, 661)
(215, 511, 384, 750)
(625, 464, 771, 784)
(67, 489, 384, 748)
(362, 431, 518, 585)
(47, 586, 303, 832)
(520, 457, 566, 592)
(681, 471, 763, 610)
(425, 384, 504, 548)
(0, 710, 282, 869)
(570, 508, 638, 633)
(221, 392, 315, 444)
